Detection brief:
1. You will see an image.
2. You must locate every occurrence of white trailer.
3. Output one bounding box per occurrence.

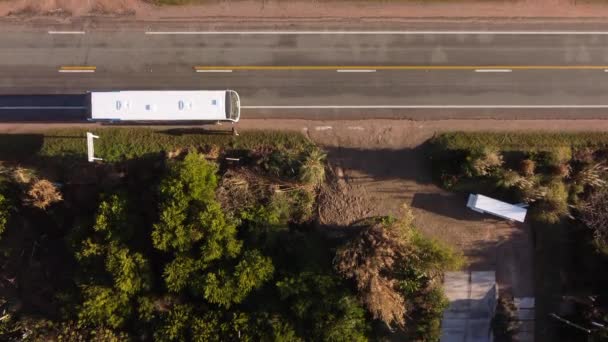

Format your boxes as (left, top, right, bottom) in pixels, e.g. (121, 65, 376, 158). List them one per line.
(466, 193, 527, 223)
(88, 90, 240, 122)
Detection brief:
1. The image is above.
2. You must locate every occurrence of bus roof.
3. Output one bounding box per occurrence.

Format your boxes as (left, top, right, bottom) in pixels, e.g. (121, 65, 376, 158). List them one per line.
(90, 90, 229, 121)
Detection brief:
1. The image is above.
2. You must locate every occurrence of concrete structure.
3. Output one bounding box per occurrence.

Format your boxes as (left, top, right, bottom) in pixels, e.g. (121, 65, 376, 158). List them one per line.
(514, 297, 535, 342)
(467, 194, 527, 223)
(441, 271, 497, 342)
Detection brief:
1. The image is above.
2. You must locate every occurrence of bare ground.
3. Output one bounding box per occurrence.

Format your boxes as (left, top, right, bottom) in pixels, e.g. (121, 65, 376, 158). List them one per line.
(3, 0, 608, 20)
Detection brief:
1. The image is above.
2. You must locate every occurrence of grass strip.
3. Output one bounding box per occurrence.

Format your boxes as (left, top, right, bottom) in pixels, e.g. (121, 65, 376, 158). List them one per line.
(0, 128, 312, 163)
(432, 132, 608, 152)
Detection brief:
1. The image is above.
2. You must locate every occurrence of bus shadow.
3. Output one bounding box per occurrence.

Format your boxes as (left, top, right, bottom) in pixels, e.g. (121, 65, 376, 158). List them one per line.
(0, 134, 44, 160)
(0, 94, 87, 122)
(160, 128, 233, 136)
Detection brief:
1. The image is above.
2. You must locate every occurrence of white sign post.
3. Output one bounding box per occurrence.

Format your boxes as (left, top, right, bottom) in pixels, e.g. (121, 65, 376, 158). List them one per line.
(86, 132, 103, 162)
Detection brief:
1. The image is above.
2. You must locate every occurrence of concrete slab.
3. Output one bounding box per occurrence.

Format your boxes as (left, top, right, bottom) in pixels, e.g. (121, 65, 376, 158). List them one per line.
(518, 320, 535, 332)
(444, 272, 470, 300)
(514, 331, 535, 342)
(441, 271, 496, 342)
(441, 318, 469, 330)
(440, 330, 466, 342)
(515, 297, 535, 309)
(516, 308, 535, 321)
(466, 318, 492, 338)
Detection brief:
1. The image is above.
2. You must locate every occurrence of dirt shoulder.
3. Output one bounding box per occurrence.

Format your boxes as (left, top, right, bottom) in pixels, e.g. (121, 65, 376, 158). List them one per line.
(3, 0, 608, 21)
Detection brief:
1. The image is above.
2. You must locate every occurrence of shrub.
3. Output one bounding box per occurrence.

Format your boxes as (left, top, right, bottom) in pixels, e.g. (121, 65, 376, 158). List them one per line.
(533, 181, 569, 223)
(492, 296, 521, 342)
(407, 286, 448, 341)
(541, 146, 572, 167)
(519, 159, 536, 176)
(268, 191, 292, 226)
(335, 208, 462, 330)
(573, 163, 608, 188)
(568, 183, 585, 205)
(553, 163, 572, 178)
(10, 167, 36, 184)
(260, 150, 299, 179)
(216, 170, 255, 215)
(545, 181, 569, 209)
(580, 188, 608, 253)
(0, 193, 10, 237)
(24, 179, 63, 209)
(298, 148, 326, 187)
(496, 170, 523, 189)
(464, 147, 504, 177)
(518, 182, 546, 203)
(334, 222, 408, 327)
(290, 189, 315, 223)
(410, 230, 465, 273)
(573, 147, 595, 164)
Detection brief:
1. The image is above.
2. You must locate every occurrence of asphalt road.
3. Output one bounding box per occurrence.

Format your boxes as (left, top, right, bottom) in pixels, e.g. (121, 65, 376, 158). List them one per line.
(3, 26, 608, 119)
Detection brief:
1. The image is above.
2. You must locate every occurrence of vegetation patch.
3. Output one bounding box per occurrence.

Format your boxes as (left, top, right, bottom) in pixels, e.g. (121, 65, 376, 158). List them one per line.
(0, 128, 460, 341)
(431, 131, 608, 340)
(430, 132, 608, 223)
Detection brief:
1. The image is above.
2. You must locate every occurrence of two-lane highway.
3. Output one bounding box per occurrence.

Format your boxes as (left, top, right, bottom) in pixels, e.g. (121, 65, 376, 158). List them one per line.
(3, 29, 608, 118)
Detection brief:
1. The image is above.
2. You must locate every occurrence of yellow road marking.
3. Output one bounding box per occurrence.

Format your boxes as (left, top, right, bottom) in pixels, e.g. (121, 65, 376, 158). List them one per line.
(194, 65, 608, 71)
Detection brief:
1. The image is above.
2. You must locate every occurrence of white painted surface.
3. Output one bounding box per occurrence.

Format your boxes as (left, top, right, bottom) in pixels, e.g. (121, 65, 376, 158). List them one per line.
(90, 90, 229, 121)
(336, 69, 377, 73)
(196, 69, 233, 73)
(86, 132, 102, 163)
(475, 69, 512, 73)
(48, 31, 85, 34)
(58, 69, 95, 73)
(467, 194, 527, 222)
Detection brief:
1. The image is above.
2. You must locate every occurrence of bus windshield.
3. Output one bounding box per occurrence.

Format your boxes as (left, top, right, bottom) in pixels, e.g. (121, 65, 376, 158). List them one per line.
(226, 90, 241, 122)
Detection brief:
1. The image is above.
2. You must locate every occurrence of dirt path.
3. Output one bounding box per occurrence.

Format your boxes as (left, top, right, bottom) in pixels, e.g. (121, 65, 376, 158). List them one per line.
(3, 0, 608, 20)
(298, 119, 540, 298)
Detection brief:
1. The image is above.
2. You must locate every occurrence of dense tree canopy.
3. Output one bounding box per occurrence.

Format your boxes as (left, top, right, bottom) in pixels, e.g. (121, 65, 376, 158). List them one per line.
(0, 148, 458, 342)
(0, 193, 9, 237)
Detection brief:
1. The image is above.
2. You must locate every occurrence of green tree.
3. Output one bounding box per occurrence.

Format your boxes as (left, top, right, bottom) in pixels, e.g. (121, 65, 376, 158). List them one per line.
(154, 304, 193, 342)
(0, 193, 10, 238)
(335, 210, 460, 337)
(75, 194, 152, 329)
(277, 272, 370, 341)
(199, 250, 274, 308)
(163, 255, 199, 293)
(153, 152, 219, 252)
(105, 243, 151, 296)
(154, 153, 273, 307)
(78, 286, 132, 329)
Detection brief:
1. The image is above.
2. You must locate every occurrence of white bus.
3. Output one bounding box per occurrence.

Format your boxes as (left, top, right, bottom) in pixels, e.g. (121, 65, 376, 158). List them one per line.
(88, 90, 240, 123)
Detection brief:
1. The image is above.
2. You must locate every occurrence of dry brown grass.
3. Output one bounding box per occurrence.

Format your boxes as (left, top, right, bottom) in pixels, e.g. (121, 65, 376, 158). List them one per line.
(334, 222, 409, 327)
(519, 159, 536, 177)
(25, 179, 62, 210)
